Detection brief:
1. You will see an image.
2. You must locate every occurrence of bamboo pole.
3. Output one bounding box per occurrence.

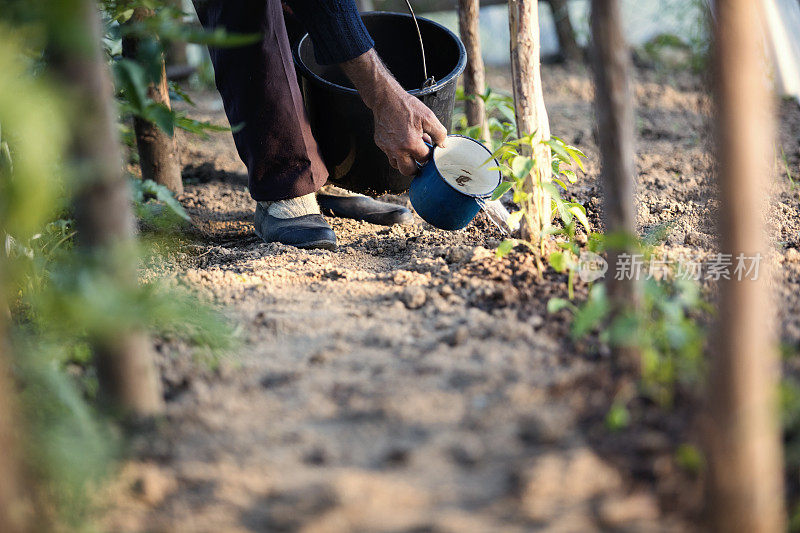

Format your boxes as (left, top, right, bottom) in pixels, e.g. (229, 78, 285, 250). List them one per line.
(123, 7, 183, 195)
(590, 0, 640, 372)
(706, 0, 784, 530)
(508, 0, 552, 238)
(458, 0, 490, 142)
(164, 0, 189, 68)
(547, 0, 581, 62)
(48, 0, 163, 416)
(0, 324, 31, 533)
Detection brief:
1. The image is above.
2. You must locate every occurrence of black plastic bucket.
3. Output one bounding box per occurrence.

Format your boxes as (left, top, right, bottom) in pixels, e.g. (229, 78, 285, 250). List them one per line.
(294, 12, 467, 195)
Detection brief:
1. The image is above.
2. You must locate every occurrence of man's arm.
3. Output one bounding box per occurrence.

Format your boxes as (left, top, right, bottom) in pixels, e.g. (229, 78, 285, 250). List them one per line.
(283, 0, 447, 176)
(340, 49, 447, 176)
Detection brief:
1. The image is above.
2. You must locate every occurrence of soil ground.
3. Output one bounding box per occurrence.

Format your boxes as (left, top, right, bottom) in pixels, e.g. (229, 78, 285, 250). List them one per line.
(101, 63, 800, 532)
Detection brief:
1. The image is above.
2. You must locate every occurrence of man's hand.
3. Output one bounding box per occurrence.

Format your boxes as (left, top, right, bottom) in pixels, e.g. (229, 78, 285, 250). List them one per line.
(341, 49, 447, 176)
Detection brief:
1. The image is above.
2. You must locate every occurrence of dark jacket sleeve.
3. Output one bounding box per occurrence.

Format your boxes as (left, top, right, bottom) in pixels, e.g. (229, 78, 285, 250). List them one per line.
(284, 0, 374, 65)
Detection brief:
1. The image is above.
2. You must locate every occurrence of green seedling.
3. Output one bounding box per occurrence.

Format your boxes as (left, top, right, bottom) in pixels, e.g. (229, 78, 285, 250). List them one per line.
(781, 146, 799, 205)
(548, 234, 709, 407)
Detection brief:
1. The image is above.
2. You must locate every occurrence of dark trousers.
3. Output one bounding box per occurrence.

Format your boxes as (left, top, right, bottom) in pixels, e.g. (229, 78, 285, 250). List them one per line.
(193, 0, 328, 201)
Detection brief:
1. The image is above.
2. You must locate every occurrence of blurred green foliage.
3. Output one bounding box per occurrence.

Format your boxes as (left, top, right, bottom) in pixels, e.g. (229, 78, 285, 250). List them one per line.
(640, 0, 711, 72)
(100, 0, 257, 140)
(0, 27, 111, 528)
(548, 232, 708, 407)
(0, 1, 240, 527)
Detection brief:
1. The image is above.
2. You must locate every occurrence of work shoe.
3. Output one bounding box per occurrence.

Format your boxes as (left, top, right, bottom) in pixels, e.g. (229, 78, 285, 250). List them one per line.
(254, 197, 336, 250)
(317, 185, 413, 226)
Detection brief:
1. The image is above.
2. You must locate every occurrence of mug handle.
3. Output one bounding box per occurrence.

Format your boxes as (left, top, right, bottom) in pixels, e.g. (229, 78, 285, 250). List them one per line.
(415, 141, 435, 169)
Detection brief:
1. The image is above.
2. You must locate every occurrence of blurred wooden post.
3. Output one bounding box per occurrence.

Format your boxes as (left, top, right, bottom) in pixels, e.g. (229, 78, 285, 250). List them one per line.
(122, 7, 183, 195)
(165, 0, 189, 68)
(706, 0, 784, 530)
(590, 0, 639, 372)
(0, 326, 30, 533)
(508, 0, 552, 238)
(547, 0, 581, 62)
(48, 0, 164, 416)
(458, 0, 490, 142)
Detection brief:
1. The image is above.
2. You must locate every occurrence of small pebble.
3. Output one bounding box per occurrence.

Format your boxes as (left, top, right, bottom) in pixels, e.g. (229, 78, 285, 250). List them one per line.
(449, 436, 484, 467)
(131, 465, 175, 506)
(683, 232, 701, 246)
(446, 326, 469, 346)
(528, 314, 544, 328)
(401, 286, 427, 309)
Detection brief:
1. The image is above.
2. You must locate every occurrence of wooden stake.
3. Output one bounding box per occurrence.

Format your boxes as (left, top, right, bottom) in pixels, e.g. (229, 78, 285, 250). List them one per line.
(590, 0, 640, 372)
(707, 0, 784, 530)
(49, 0, 163, 416)
(164, 0, 189, 69)
(0, 324, 31, 533)
(547, 0, 581, 63)
(458, 0, 490, 142)
(123, 7, 183, 195)
(508, 0, 552, 238)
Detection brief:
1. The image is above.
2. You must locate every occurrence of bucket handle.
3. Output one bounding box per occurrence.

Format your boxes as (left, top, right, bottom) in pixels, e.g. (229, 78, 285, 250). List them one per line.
(402, 0, 436, 89)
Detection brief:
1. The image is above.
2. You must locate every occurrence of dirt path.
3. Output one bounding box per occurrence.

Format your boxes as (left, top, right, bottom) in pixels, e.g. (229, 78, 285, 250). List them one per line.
(102, 64, 800, 532)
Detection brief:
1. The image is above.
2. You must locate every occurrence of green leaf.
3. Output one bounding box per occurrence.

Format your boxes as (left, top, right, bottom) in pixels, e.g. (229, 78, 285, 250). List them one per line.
(490, 181, 513, 201)
(511, 156, 535, 180)
(568, 204, 590, 232)
(124, 17, 261, 48)
(116, 8, 135, 23)
(134, 179, 190, 221)
(547, 138, 571, 163)
(541, 181, 564, 202)
(675, 444, 704, 474)
(0, 141, 12, 175)
(496, 239, 516, 257)
(552, 177, 568, 190)
(555, 198, 572, 224)
(565, 146, 586, 171)
(490, 143, 519, 163)
(113, 59, 149, 113)
(608, 313, 640, 346)
(548, 251, 567, 272)
(173, 114, 231, 137)
(587, 232, 605, 253)
(144, 103, 175, 136)
(498, 103, 517, 125)
(605, 402, 630, 431)
(506, 210, 524, 229)
(169, 82, 195, 106)
(571, 288, 610, 337)
(551, 135, 587, 170)
(547, 297, 572, 313)
(136, 38, 164, 85)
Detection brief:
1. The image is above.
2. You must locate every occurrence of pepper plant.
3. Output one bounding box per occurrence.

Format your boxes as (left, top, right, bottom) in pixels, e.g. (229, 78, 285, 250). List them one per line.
(489, 134, 589, 281)
(456, 87, 590, 290)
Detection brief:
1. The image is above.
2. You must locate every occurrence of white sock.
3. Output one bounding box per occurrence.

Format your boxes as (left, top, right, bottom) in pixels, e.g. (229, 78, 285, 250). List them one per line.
(260, 193, 320, 219)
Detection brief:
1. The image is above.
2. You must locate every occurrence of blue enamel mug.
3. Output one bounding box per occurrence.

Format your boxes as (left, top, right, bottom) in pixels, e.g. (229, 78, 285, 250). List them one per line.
(409, 134, 502, 231)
